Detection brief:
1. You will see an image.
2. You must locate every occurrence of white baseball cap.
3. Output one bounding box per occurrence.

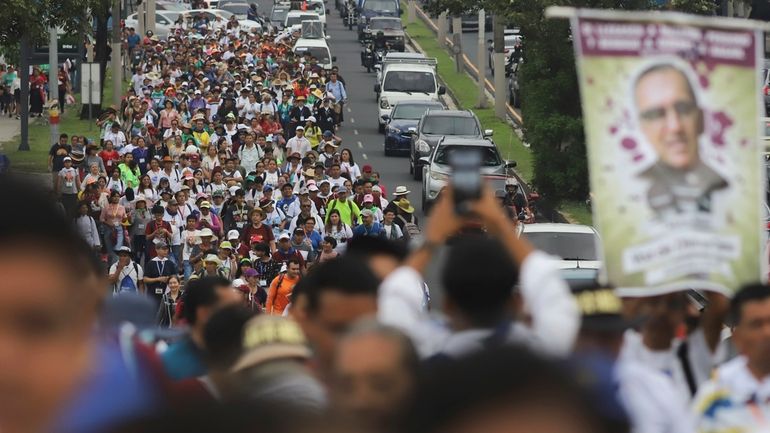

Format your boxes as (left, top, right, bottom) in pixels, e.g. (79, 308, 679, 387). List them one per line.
(228, 229, 240, 240)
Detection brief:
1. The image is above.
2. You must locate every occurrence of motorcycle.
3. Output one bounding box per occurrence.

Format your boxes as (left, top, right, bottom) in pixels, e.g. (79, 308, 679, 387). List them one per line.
(346, 3, 357, 30)
(362, 44, 375, 72)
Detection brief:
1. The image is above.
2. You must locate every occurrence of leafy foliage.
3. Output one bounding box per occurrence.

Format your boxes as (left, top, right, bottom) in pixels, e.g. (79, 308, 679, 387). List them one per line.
(0, 0, 100, 50)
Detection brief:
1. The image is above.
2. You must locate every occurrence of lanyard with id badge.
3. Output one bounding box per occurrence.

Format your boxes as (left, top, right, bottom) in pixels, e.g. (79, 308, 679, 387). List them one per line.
(154, 261, 166, 295)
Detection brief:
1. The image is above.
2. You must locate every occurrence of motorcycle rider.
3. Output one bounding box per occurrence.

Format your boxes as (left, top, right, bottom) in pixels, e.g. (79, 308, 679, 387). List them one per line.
(503, 178, 528, 216)
(247, 3, 259, 21)
(373, 30, 387, 52)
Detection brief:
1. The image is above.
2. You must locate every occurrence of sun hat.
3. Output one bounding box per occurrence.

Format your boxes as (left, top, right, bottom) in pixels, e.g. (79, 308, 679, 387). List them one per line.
(397, 199, 415, 214)
(230, 315, 311, 372)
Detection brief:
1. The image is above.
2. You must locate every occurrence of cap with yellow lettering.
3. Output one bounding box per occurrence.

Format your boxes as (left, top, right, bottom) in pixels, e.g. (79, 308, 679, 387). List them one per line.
(574, 285, 629, 332)
(231, 315, 311, 372)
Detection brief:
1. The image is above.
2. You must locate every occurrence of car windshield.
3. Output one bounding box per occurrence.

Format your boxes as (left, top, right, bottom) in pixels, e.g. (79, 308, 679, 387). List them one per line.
(223, 4, 250, 15)
(382, 71, 435, 93)
(294, 46, 330, 63)
(364, 0, 397, 12)
(392, 104, 442, 120)
(433, 145, 501, 167)
(422, 116, 479, 135)
(309, 2, 325, 15)
(287, 14, 318, 25)
(157, 3, 188, 11)
(523, 232, 598, 261)
(370, 19, 401, 30)
(271, 8, 289, 21)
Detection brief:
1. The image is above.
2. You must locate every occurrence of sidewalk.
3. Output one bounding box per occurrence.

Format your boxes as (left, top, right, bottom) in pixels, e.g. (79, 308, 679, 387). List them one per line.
(0, 116, 20, 145)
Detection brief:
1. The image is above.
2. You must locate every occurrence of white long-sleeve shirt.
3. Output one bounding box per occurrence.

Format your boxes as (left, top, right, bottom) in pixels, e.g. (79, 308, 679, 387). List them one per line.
(617, 360, 695, 433)
(377, 250, 579, 358)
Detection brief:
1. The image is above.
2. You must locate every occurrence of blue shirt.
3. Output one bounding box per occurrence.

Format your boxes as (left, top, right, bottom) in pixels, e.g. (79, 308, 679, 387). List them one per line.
(54, 335, 162, 433)
(306, 230, 323, 250)
(277, 196, 297, 216)
(326, 80, 347, 102)
(131, 147, 150, 174)
(353, 222, 382, 237)
(161, 336, 207, 381)
(127, 33, 141, 49)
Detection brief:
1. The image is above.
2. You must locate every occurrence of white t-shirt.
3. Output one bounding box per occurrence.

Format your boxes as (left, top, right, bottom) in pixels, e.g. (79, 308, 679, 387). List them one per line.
(181, 229, 200, 261)
(110, 261, 144, 294)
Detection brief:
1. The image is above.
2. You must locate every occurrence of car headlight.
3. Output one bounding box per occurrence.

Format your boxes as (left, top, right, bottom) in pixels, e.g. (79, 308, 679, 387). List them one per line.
(387, 125, 401, 134)
(430, 171, 449, 182)
(395, 36, 404, 41)
(416, 140, 430, 153)
(380, 98, 389, 109)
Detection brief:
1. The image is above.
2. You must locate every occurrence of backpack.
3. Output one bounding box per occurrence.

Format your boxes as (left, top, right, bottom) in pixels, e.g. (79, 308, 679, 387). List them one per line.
(397, 215, 421, 241)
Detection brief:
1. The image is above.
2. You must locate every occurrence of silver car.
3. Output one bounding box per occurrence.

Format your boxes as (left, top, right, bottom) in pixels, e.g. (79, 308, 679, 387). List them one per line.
(420, 137, 516, 211)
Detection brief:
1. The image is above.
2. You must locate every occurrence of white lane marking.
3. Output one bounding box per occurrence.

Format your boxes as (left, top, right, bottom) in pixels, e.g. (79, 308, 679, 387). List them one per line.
(362, 153, 368, 160)
(350, 118, 355, 124)
(357, 141, 363, 148)
(353, 129, 359, 135)
(347, 107, 352, 113)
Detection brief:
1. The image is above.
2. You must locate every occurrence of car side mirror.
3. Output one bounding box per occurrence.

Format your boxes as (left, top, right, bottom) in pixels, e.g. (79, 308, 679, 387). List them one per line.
(332, 56, 337, 61)
(381, 114, 390, 122)
(506, 160, 517, 168)
(437, 85, 446, 95)
(418, 156, 430, 166)
(407, 126, 417, 134)
(399, 8, 404, 15)
(483, 129, 493, 137)
(374, 64, 382, 70)
(374, 83, 381, 92)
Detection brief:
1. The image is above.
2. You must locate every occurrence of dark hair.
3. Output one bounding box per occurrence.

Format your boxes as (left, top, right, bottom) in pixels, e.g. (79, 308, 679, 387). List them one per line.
(402, 346, 606, 433)
(731, 284, 770, 325)
(252, 242, 270, 254)
(322, 235, 337, 249)
(203, 305, 254, 371)
(182, 276, 231, 325)
(124, 187, 135, 201)
(301, 256, 379, 313)
(287, 257, 301, 267)
(346, 235, 408, 263)
(442, 235, 518, 327)
(0, 175, 100, 276)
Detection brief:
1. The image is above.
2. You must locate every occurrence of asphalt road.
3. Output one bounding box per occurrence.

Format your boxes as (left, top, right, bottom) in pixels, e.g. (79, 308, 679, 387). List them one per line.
(255, 0, 451, 306)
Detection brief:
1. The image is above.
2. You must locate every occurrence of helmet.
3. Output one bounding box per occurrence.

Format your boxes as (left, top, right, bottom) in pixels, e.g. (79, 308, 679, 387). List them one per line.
(505, 178, 519, 187)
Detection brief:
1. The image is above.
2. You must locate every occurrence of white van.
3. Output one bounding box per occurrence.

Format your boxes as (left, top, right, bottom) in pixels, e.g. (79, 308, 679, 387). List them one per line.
(293, 38, 335, 70)
(374, 54, 445, 132)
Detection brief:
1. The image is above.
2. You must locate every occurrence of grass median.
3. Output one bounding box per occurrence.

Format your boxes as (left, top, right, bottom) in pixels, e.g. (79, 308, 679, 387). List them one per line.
(3, 69, 126, 173)
(403, 12, 533, 181)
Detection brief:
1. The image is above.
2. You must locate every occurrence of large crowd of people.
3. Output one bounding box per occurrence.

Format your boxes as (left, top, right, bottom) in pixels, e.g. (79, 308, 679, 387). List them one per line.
(2, 4, 770, 433)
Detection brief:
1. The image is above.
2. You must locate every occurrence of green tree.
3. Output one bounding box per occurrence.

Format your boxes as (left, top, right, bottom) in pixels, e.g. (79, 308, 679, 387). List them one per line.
(0, 0, 96, 50)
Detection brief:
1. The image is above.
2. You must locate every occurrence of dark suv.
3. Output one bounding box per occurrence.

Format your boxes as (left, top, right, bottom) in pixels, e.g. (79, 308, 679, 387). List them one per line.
(409, 110, 492, 180)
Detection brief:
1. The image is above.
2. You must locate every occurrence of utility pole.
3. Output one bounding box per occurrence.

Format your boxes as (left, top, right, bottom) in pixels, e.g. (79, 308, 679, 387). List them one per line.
(492, 13, 506, 119)
(147, 0, 156, 33)
(437, 11, 447, 47)
(138, 1, 145, 36)
(451, 15, 462, 73)
(112, 0, 122, 108)
(19, 35, 30, 151)
(407, 0, 415, 23)
(476, 9, 486, 108)
(48, 27, 60, 147)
